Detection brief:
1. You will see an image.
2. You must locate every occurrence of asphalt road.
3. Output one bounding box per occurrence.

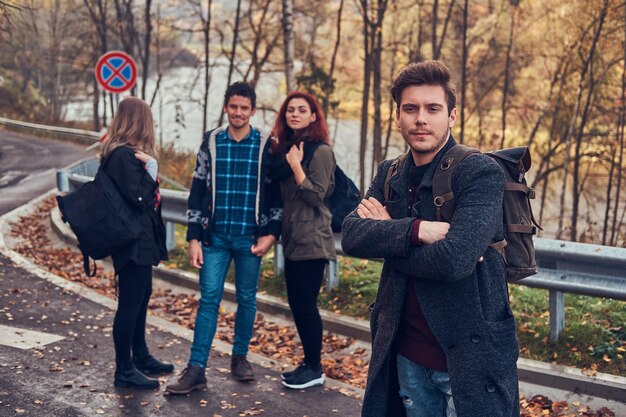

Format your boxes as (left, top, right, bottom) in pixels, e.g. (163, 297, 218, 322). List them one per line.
(0, 129, 94, 215)
(0, 253, 362, 417)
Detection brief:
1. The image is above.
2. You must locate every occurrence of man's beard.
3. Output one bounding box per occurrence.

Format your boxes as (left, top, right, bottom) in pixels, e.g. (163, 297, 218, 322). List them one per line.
(413, 128, 450, 154)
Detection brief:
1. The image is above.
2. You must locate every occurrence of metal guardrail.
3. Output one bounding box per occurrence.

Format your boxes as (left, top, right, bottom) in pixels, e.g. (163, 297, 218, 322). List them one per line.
(13, 114, 623, 342)
(0, 116, 101, 144)
(57, 158, 626, 342)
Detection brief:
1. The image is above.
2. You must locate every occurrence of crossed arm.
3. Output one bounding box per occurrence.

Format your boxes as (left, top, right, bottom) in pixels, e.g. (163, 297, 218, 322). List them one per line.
(342, 156, 504, 282)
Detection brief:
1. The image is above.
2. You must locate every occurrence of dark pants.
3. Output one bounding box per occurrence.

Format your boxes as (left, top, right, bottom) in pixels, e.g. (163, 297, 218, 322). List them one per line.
(113, 262, 152, 368)
(284, 258, 326, 367)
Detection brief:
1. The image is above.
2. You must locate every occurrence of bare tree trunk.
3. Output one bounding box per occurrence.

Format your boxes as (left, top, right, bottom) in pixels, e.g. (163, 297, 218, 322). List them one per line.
(527, 55, 571, 150)
(113, 0, 139, 96)
(603, 140, 617, 245)
(431, 0, 438, 59)
(281, 0, 295, 92)
(304, 8, 322, 71)
(140, 0, 152, 100)
(370, 0, 388, 172)
(571, 63, 598, 241)
(92, 76, 100, 131)
(500, 2, 517, 148)
(538, 66, 569, 225)
(84, 0, 108, 127)
(322, 0, 343, 117)
(610, 13, 626, 245)
(202, 0, 213, 132)
(359, 0, 372, 195)
(557, 2, 607, 239)
(408, 0, 426, 63)
(240, 0, 280, 88)
(102, 91, 108, 126)
(155, 4, 162, 145)
(459, 0, 468, 143)
(383, 8, 398, 160)
(434, 0, 455, 60)
(218, 0, 242, 126)
(557, 0, 607, 240)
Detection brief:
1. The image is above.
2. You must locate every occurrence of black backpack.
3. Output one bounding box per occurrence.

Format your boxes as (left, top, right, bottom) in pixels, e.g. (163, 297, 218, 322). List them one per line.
(56, 156, 141, 276)
(304, 143, 360, 232)
(384, 145, 541, 281)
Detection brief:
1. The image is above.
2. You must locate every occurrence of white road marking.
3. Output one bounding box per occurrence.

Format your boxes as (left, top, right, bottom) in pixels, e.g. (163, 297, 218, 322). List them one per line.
(0, 324, 65, 350)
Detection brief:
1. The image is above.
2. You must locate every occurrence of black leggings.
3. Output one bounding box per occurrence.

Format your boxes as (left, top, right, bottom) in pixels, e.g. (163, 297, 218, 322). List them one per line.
(284, 258, 326, 368)
(113, 262, 152, 367)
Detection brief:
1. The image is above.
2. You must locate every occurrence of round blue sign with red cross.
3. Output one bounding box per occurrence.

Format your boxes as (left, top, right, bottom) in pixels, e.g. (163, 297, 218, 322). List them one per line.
(95, 51, 137, 94)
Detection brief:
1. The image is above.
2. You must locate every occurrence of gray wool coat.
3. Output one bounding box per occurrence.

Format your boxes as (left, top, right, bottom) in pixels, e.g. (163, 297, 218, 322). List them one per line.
(341, 137, 520, 417)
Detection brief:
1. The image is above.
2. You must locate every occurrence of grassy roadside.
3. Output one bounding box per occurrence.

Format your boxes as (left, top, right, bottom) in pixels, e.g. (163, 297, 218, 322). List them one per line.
(162, 225, 625, 377)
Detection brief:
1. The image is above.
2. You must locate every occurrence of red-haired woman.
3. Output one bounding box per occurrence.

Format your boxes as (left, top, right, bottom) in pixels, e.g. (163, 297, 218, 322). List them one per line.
(268, 91, 336, 389)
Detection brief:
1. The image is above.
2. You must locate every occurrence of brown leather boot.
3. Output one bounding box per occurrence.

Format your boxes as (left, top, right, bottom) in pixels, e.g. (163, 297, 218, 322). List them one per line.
(165, 365, 207, 394)
(231, 355, 254, 382)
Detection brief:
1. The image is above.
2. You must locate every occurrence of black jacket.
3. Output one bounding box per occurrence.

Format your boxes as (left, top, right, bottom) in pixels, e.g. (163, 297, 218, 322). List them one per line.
(103, 146, 168, 272)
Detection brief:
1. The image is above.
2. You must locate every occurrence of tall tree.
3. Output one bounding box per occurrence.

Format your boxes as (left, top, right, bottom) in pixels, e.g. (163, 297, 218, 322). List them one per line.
(459, 0, 469, 143)
(433, 0, 455, 60)
(281, 0, 295, 91)
(322, 0, 343, 117)
(218, 0, 242, 126)
(610, 7, 626, 245)
(83, 0, 109, 130)
(358, 0, 373, 194)
(500, 0, 519, 148)
(557, 0, 608, 240)
(239, 0, 281, 87)
(140, 0, 151, 100)
(188, 0, 213, 131)
(370, 0, 388, 171)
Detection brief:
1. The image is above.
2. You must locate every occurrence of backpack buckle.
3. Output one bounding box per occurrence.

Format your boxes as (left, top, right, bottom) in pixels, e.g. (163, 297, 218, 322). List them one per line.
(441, 158, 453, 170)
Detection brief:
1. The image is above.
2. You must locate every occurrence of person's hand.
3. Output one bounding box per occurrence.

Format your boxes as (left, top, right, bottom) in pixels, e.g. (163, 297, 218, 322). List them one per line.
(188, 239, 203, 269)
(251, 235, 276, 257)
(285, 142, 304, 168)
(356, 197, 391, 220)
(134, 150, 154, 164)
(418, 221, 450, 244)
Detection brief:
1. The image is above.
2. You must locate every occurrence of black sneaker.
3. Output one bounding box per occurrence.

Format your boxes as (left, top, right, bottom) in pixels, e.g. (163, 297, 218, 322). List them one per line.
(281, 363, 325, 389)
(133, 354, 174, 374)
(280, 363, 306, 380)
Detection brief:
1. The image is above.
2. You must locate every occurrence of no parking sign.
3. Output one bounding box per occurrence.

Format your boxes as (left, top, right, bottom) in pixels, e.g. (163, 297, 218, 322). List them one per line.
(95, 51, 137, 94)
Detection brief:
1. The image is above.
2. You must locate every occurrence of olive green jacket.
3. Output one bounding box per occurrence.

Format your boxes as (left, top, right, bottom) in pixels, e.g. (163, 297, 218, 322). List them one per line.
(280, 144, 337, 261)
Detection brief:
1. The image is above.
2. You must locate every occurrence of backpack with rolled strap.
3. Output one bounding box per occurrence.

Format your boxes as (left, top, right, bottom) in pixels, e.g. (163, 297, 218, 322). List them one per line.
(383, 145, 541, 281)
(56, 155, 142, 276)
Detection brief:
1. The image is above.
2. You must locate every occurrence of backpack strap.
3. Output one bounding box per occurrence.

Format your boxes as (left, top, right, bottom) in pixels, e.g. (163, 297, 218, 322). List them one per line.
(432, 144, 480, 221)
(302, 141, 325, 169)
(383, 152, 410, 201)
(80, 246, 97, 277)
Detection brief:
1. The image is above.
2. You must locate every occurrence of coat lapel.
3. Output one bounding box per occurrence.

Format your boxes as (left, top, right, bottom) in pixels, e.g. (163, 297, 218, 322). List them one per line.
(385, 155, 410, 219)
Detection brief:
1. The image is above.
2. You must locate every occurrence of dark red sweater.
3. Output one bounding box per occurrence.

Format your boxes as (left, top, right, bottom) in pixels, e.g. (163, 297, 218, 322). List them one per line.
(396, 163, 448, 372)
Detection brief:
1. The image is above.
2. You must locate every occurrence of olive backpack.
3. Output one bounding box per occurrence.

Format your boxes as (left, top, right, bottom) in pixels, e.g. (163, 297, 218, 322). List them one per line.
(383, 145, 541, 281)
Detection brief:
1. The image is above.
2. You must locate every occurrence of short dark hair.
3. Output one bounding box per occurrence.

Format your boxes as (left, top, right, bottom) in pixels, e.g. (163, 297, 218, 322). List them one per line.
(224, 81, 256, 109)
(390, 60, 456, 115)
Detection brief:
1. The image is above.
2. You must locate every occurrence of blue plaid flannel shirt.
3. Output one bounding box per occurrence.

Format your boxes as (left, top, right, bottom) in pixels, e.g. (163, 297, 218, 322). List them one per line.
(212, 127, 261, 235)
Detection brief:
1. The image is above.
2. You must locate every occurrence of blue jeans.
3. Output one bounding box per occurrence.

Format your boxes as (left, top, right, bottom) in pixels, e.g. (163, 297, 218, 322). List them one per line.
(397, 354, 457, 417)
(188, 232, 261, 369)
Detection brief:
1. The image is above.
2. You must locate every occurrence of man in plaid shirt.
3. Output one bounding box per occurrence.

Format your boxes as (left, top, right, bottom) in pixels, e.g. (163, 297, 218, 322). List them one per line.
(166, 82, 282, 394)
